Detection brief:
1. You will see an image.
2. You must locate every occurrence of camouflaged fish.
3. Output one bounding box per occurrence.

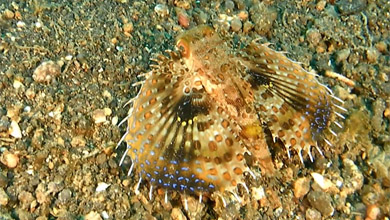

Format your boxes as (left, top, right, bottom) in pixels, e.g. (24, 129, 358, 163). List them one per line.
(117, 25, 346, 204)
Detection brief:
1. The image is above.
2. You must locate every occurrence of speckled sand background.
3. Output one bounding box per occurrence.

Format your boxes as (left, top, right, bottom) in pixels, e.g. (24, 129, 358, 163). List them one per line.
(0, 0, 389, 219)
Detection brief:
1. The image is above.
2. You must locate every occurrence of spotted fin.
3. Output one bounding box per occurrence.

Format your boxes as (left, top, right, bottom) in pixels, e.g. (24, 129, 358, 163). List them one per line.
(124, 54, 251, 195)
(242, 43, 345, 162)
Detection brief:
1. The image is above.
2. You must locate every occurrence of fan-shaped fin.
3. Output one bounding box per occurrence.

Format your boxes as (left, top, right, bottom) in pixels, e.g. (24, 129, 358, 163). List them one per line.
(124, 59, 251, 194)
(242, 43, 341, 159)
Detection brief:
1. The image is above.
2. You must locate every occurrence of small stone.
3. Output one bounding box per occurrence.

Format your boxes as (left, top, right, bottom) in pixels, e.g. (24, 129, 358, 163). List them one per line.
(305, 208, 322, 220)
(171, 207, 186, 220)
(35, 184, 49, 204)
(0, 150, 19, 168)
(96, 182, 110, 192)
(225, 0, 235, 11)
(243, 21, 253, 33)
(342, 158, 364, 195)
(58, 188, 72, 204)
(14, 11, 22, 20)
(316, 1, 327, 11)
(154, 4, 169, 17)
(103, 108, 112, 116)
(25, 88, 36, 99)
(85, 211, 102, 220)
(237, 10, 248, 21)
(0, 188, 9, 206)
(13, 79, 24, 89)
(47, 181, 64, 194)
(18, 191, 34, 209)
(336, 48, 351, 63)
(0, 173, 8, 188)
(122, 179, 131, 187)
(71, 135, 86, 148)
(366, 204, 380, 220)
(16, 21, 26, 28)
(366, 47, 379, 63)
(9, 121, 22, 138)
(32, 61, 61, 83)
(375, 41, 387, 53)
(193, 9, 207, 25)
(123, 22, 133, 35)
(7, 105, 22, 121)
(111, 116, 118, 126)
(293, 177, 310, 198)
(337, 0, 367, 15)
(174, 0, 191, 9)
(251, 186, 265, 200)
(101, 211, 109, 219)
(92, 109, 107, 124)
(307, 191, 334, 217)
(311, 172, 338, 192)
(230, 17, 242, 32)
(250, 3, 277, 36)
(3, 9, 14, 19)
(306, 28, 322, 46)
(177, 9, 190, 28)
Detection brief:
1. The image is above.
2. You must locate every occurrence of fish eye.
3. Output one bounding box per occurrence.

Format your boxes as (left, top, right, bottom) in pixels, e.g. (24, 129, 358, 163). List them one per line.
(176, 39, 190, 58)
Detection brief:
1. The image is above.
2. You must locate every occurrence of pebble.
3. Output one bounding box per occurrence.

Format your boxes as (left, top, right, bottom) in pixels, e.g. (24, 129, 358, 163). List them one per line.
(307, 191, 334, 217)
(0, 188, 9, 206)
(35, 184, 49, 204)
(123, 22, 133, 35)
(249, 3, 277, 36)
(230, 17, 242, 32)
(336, 48, 351, 63)
(316, 1, 327, 11)
(18, 191, 34, 209)
(9, 121, 22, 138)
(16, 21, 26, 28)
(32, 61, 61, 83)
(101, 211, 109, 219)
(306, 28, 322, 46)
(342, 158, 364, 195)
(111, 116, 118, 126)
(154, 4, 169, 17)
(92, 109, 107, 124)
(337, 0, 367, 15)
(13, 79, 24, 89)
(58, 188, 72, 204)
(305, 208, 322, 220)
(0, 173, 8, 188)
(372, 99, 385, 132)
(237, 10, 248, 21)
(174, 0, 191, 9)
(3, 9, 14, 19)
(251, 186, 265, 200)
(177, 9, 190, 28)
(366, 204, 380, 220)
(366, 47, 379, 63)
(293, 177, 310, 198)
(7, 105, 22, 121)
(193, 9, 207, 25)
(171, 207, 186, 220)
(375, 41, 388, 53)
(225, 0, 235, 11)
(243, 21, 253, 33)
(71, 135, 86, 148)
(85, 211, 102, 220)
(96, 182, 110, 192)
(0, 150, 19, 168)
(311, 172, 337, 192)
